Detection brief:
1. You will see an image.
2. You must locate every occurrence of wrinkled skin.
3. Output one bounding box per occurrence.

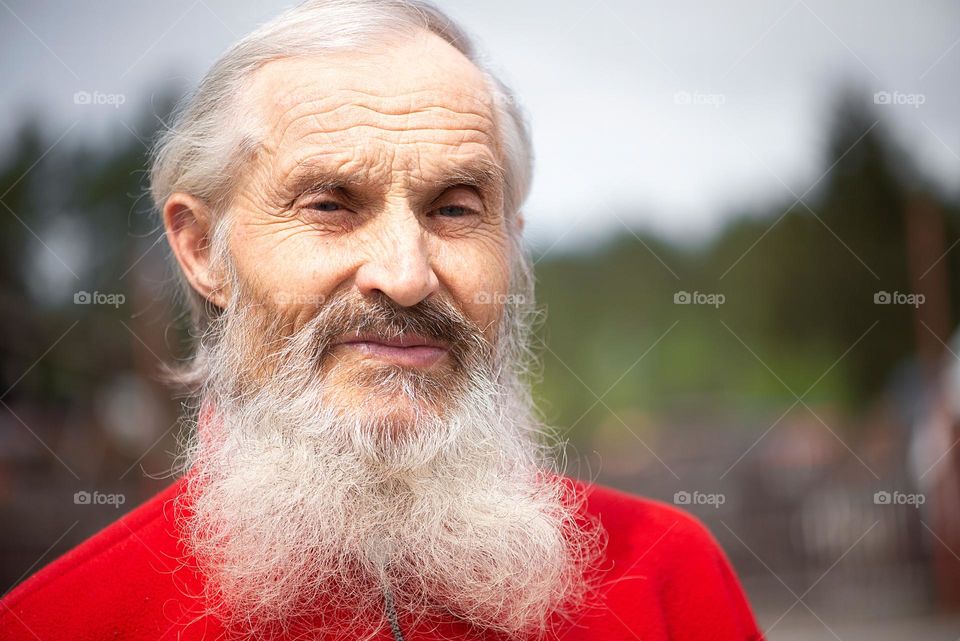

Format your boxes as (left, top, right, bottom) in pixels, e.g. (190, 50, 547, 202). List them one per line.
(164, 31, 520, 415)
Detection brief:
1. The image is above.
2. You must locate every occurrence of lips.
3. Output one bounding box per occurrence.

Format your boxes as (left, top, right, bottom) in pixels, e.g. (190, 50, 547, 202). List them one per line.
(333, 333, 449, 368)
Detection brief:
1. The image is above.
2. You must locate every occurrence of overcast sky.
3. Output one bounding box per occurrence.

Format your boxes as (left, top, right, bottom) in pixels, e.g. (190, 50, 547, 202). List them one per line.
(2, 0, 958, 249)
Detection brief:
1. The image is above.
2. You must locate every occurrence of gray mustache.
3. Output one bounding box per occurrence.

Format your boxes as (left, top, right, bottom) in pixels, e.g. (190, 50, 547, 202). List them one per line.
(309, 292, 489, 369)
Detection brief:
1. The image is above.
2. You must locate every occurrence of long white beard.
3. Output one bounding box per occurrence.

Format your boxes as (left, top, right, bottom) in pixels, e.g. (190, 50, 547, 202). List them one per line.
(176, 272, 602, 639)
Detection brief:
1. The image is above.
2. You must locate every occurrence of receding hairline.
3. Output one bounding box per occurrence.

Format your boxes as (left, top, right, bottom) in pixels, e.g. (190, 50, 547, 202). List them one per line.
(243, 41, 499, 140)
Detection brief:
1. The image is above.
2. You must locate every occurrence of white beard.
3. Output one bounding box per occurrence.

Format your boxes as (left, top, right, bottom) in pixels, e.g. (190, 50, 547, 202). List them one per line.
(175, 270, 602, 640)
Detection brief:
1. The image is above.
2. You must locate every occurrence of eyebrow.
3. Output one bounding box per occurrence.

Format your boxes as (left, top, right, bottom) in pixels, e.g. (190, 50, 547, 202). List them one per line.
(429, 158, 506, 194)
(280, 157, 507, 205)
(281, 168, 353, 203)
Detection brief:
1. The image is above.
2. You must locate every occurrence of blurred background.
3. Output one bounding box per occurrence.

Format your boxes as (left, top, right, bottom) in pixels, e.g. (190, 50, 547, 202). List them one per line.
(1, 1, 959, 638)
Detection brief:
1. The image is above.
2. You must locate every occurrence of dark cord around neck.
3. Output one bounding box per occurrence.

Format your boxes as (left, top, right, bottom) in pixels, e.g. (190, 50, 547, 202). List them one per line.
(383, 587, 407, 641)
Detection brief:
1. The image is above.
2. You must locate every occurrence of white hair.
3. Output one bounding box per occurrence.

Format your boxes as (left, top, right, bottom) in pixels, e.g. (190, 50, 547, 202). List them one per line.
(149, 0, 534, 334)
(175, 255, 602, 639)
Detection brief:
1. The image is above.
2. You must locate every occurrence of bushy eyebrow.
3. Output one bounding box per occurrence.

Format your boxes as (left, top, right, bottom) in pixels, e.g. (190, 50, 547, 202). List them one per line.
(281, 168, 352, 203)
(280, 156, 506, 205)
(429, 158, 506, 195)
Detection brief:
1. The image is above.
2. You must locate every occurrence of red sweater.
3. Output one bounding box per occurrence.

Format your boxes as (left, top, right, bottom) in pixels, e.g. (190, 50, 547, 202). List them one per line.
(0, 478, 763, 640)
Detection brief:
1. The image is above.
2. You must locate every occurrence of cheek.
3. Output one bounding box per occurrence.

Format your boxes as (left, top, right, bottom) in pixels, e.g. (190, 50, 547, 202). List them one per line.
(228, 218, 354, 318)
(434, 238, 511, 339)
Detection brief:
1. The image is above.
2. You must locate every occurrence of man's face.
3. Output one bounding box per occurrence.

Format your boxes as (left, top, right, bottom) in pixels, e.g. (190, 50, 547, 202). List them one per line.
(217, 32, 512, 416)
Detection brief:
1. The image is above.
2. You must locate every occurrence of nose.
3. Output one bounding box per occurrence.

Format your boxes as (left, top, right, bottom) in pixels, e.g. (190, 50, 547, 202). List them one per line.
(354, 208, 440, 307)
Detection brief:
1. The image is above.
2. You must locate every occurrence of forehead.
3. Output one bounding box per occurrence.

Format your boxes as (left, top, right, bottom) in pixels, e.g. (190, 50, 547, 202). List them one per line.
(244, 32, 501, 182)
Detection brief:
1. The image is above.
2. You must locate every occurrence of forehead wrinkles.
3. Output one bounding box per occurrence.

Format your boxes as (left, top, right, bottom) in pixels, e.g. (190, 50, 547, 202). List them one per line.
(260, 89, 503, 198)
(267, 89, 499, 159)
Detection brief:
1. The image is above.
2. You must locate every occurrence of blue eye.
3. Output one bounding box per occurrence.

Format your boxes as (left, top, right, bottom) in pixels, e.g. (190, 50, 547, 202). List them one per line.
(310, 201, 342, 212)
(435, 205, 471, 217)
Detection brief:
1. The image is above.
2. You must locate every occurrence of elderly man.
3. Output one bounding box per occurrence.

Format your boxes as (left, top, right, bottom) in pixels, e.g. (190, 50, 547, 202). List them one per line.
(1, 1, 762, 639)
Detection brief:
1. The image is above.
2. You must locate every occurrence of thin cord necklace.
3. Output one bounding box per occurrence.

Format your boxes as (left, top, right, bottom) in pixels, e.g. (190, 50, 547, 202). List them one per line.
(383, 586, 407, 641)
